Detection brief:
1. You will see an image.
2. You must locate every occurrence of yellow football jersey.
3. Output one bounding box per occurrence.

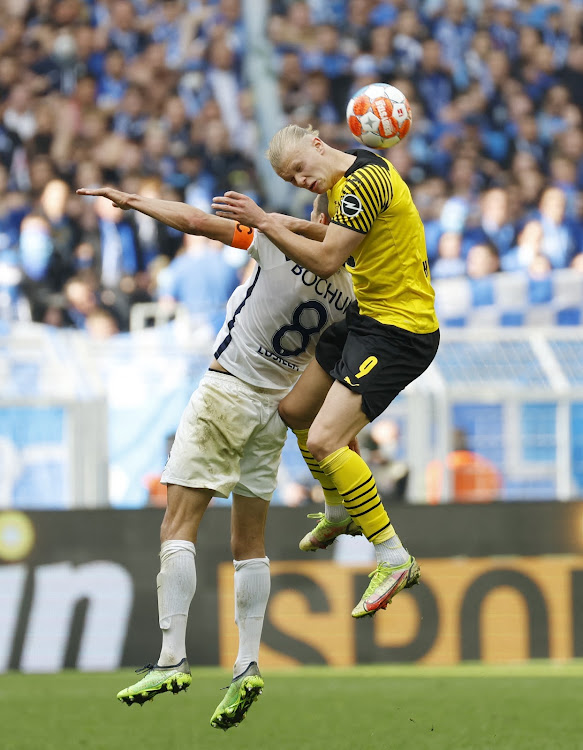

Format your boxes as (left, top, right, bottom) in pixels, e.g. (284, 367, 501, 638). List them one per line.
(329, 150, 439, 334)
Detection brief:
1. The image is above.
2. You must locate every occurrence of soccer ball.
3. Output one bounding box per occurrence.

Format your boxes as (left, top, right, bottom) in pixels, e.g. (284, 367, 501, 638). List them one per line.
(346, 83, 412, 149)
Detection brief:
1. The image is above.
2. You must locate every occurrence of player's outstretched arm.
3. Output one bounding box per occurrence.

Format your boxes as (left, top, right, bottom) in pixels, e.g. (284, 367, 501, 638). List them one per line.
(77, 187, 237, 245)
(270, 213, 327, 242)
(213, 191, 361, 278)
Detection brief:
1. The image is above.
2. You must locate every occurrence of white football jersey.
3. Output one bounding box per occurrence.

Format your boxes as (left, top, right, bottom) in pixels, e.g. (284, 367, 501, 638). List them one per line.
(213, 231, 355, 392)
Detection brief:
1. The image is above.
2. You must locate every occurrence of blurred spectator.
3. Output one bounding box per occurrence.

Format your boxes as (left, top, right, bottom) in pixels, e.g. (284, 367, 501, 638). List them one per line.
(352, 24, 395, 85)
(431, 231, 465, 279)
(94, 195, 140, 289)
(511, 114, 546, 169)
(108, 0, 148, 61)
(434, 0, 475, 89)
(162, 94, 191, 160)
(549, 153, 579, 219)
(39, 178, 81, 270)
(392, 9, 424, 77)
(537, 186, 578, 268)
(537, 84, 579, 146)
(562, 43, 583, 110)
(501, 219, 545, 272)
(85, 305, 120, 339)
(0, 163, 28, 251)
(3, 84, 37, 143)
(151, 0, 185, 69)
(278, 51, 305, 116)
(63, 272, 100, 329)
(112, 84, 149, 141)
(413, 176, 448, 262)
(490, 0, 520, 61)
(96, 47, 128, 112)
(300, 71, 339, 125)
(19, 213, 53, 284)
(426, 428, 503, 504)
(462, 187, 516, 258)
(360, 419, 409, 503)
(156, 233, 245, 334)
(131, 177, 182, 263)
(466, 241, 500, 280)
(414, 39, 455, 122)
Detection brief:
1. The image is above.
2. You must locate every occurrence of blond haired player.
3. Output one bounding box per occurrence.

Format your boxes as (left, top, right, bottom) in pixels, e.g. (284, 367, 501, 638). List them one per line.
(77, 185, 355, 728)
(213, 124, 440, 619)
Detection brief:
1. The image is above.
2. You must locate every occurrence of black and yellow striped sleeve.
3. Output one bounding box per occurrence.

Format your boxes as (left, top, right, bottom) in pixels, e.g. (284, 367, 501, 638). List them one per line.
(331, 165, 393, 234)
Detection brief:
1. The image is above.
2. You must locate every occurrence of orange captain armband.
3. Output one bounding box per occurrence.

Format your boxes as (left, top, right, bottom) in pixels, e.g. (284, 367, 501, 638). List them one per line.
(231, 223, 254, 250)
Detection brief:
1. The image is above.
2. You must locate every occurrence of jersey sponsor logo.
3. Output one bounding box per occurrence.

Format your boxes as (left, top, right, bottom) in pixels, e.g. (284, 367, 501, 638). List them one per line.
(344, 375, 360, 387)
(257, 346, 300, 370)
(340, 194, 362, 218)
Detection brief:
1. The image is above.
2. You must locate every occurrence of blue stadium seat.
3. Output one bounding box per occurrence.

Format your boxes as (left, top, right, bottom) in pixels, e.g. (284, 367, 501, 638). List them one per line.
(434, 271, 583, 328)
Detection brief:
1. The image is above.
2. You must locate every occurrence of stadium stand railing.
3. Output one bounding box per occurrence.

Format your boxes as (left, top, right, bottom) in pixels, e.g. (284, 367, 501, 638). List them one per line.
(3, 320, 583, 508)
(407, 325, 583, 504)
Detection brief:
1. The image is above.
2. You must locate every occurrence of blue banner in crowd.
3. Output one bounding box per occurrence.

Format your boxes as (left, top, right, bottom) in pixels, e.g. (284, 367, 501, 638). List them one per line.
(0, 406, 68, 509)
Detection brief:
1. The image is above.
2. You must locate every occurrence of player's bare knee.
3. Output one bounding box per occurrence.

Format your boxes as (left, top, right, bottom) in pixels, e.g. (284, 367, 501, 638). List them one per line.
(306, 432, 329, 462)
(278, 398, 304, 429)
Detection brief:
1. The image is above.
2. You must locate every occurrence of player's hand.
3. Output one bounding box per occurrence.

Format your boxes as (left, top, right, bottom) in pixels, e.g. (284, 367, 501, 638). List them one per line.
(76, 186, 132, 210)
(212, 191, 267, 230)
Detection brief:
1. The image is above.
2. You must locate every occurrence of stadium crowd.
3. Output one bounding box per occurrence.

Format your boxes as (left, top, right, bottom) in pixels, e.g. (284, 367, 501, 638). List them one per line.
(0, 0, 259, 333)
(0, 0, 582, 335)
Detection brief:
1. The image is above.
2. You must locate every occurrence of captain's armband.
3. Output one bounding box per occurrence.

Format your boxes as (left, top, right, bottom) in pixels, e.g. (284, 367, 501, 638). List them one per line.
(231, 223, 254, 250)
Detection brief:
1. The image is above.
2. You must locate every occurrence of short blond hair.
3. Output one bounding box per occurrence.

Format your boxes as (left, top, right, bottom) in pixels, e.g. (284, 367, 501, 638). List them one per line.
(266, 124, 319, 171)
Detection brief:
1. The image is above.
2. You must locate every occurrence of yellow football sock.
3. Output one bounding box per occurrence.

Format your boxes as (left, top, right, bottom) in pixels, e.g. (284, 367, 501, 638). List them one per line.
(293, 429, 344, 506)
(320, 446, 395, 543)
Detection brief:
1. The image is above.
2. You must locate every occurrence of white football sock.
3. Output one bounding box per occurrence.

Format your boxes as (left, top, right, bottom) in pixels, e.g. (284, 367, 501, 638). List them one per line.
(157, 539, 196, 666)
(374, 533, 409, 566)
(233, 557, 270, 677)
(325, 503, 350, 523)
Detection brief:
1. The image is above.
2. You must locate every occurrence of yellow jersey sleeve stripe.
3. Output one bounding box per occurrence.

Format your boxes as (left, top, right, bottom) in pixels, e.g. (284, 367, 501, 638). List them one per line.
(356, 176, 388, 225)
(359, 165, 393, 209)
(330, 217, 368, 234)
(359, 166, 393, 211)
(332, 166, 392, 234)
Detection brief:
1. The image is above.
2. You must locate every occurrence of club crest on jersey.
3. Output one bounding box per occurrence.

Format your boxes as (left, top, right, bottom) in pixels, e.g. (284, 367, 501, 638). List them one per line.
(340, 194, 362, 218)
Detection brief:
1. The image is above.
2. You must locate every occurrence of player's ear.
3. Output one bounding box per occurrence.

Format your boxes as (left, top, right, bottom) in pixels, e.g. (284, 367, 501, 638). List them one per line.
(313, 137, 324, 153)
(317, 213, 329, 225)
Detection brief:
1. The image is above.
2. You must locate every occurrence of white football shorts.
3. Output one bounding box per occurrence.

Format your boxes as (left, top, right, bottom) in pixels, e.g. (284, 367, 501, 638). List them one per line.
(161, 370, 288, 501)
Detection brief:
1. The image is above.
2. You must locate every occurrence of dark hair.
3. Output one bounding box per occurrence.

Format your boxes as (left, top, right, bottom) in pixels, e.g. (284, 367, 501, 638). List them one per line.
(314, 193, 329, 218)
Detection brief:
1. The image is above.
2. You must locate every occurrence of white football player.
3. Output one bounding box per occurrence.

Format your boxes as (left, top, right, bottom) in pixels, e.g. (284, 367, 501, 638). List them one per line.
(77, 185, 355, 729)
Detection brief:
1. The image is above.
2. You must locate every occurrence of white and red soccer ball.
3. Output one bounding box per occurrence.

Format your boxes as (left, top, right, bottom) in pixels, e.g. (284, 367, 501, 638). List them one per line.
(346, 83, 412, 149)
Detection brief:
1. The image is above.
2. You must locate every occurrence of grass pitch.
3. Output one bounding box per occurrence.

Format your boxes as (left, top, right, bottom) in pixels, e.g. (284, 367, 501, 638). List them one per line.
(1, 662, 582, 750)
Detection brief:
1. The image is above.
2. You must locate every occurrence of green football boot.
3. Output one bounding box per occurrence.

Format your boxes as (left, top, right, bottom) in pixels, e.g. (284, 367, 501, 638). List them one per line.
(210, 662, 264, 731)
(299, 512, 362, 551)
(117, 658, 191, 706)
(352, 556, 421, 618)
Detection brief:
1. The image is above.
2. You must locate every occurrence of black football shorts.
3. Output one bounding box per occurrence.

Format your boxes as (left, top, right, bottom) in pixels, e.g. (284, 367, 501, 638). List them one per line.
(315, 300, 440, 422)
